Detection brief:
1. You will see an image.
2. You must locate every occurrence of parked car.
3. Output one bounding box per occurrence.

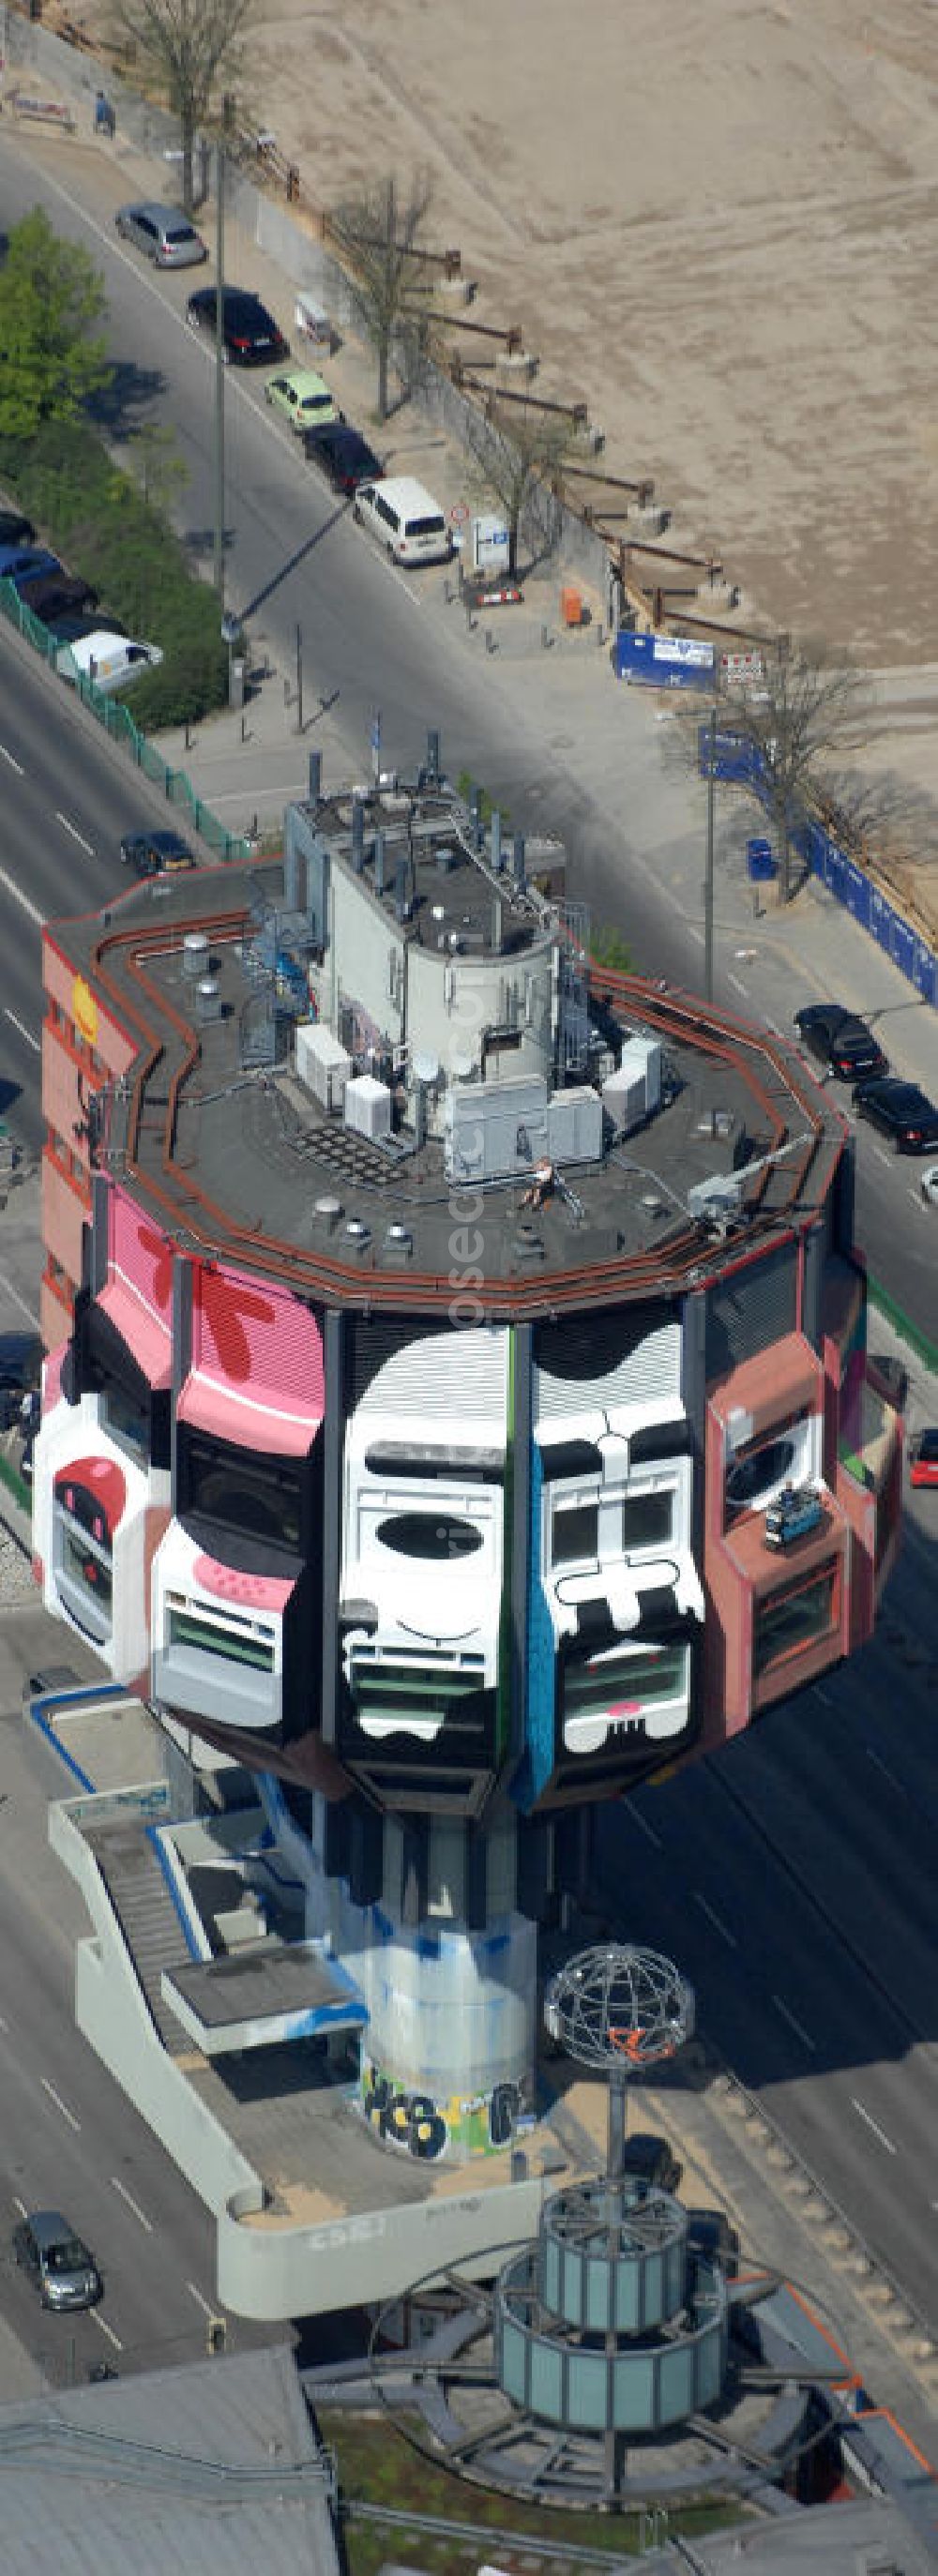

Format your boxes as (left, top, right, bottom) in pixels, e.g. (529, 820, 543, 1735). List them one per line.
(852, 1075, 938, 1152)
(764, 1483, 824, 1548)
(115, 201, 207, 267)
(13, 2209, 101, 2312)
(794, 1002, 887, 1082)
(120, 826, 194, 877)
(0, 1333, 42, 1433)
(187, 286, 288, 365)
(46, 608, 129, 646)
(920, 1163, 938, 1206)
(619, 2133, 683, 2195)
(909, 1430, 938, 1491)
(304, 422, 385, 491)
(265, 366, 340, 432)
(353, 475, 451, 565)
(0, 544, 62, 588)
(17, 571, 98, 624)
(0, 509, 36, 548)
(58, 632, 163, 694)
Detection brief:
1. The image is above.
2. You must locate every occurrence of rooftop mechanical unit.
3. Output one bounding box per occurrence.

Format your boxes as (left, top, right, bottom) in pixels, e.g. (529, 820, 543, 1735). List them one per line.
(547, 1086, 604, 1165)
(295, 1020, 351, 1111)
(344, 1073, 392, 1143)
(603, 1034, 662, 1137)
(445, 1075, 550, 1183)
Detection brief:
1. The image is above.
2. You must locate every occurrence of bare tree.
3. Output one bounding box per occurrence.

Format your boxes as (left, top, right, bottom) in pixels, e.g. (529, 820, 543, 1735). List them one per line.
(110, 0, 255, 212)
(329, 174, 433, 422)
(127, 421, 189, 513)
(710, 640, 863, 903)
(462, 401, 570, 575)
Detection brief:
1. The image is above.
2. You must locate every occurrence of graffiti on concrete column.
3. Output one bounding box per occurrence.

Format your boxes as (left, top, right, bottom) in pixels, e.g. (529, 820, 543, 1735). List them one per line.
(361, 2058, 525, 2160)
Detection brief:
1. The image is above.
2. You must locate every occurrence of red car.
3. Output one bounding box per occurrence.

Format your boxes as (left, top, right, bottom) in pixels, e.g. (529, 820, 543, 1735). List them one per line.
(909, 1430, 938, 1490)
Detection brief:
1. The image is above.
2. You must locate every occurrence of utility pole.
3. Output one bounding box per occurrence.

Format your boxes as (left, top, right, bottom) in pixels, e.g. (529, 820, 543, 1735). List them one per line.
(704, 700, 716, 1006)
(213, 99, 233, 606)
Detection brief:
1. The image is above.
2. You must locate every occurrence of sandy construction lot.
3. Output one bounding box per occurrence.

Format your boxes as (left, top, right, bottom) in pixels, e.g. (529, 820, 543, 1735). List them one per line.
(228, 0, 938, 674)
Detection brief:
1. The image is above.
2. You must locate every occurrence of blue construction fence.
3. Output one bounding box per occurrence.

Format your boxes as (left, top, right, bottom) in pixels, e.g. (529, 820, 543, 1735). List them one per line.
(0, 577, 251, 867)
(698, 723, 938, 1009)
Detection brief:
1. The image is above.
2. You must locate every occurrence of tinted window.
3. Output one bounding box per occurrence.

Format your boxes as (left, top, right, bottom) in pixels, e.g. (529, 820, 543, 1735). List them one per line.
(620, 1490, 673, 1549)
(374, 493, 396, 528)
(405, 514, 446, 537)
(166, 226, 197, 244)
(376, 1514, 481, 1559)
(552, 1501, 598, 1564)
(184, 1433, 301, 1550)
(753, 1570, 836, 1676)
(726, 1436, 796, 1511)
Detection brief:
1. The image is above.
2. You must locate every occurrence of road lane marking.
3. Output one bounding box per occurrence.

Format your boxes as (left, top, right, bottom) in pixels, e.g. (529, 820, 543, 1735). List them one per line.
(866, 1744, 904, 1794)
(40, 2076, 81, 2132)
(693, 1891, 737, 1947)
(186, 2280, 215, 2316)
(0, 867, 44, 927)
(728, 972, 749, 998)
(111, 2177, 153, 2233)
(0, 1267, 41, 1329)
(3, 1008, 39, 1055)
(91, 2310, 123, 2351)
(852, 2096, 896, 2154)
(12, 2195, 26, 2220)
(0, 746, 23, 776)
(687, 926, 704, 944)
(813, 1684, 833, 1707)
(55, 812, 95, 856)
(0, 2014, 9, 2034)
(627, 1803, 663, 1850)
(772, 1994, 816, 2053)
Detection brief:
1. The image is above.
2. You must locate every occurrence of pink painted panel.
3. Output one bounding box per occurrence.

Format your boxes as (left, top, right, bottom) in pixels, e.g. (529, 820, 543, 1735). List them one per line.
(178, 1261, 324, 1456)
(192, 1551, 295, 1613)
(99, 1187, 174, 1386)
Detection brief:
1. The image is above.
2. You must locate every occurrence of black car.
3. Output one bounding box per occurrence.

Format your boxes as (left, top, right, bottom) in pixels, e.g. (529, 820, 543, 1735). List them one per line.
(0, 1332, 42, 1432)
(46, 609, 129, 646)
(619, 2132, 683, 2195)
(794, 1002, 887, 1082)
(17, 572, 98, 625)
(186, 286, 289, 366)
(0, 509, 36, 549)
(120, 827, 195, 878)
(852, 1075, 938, 1152)
(303, 423, 384, 492)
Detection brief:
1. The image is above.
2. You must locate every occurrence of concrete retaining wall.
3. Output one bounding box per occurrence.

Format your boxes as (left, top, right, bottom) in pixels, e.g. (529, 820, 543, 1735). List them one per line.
(217, 2160, 549, 2320)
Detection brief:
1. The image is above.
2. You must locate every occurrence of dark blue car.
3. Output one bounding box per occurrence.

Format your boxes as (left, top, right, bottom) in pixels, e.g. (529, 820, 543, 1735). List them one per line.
(0, 545, 62, 590)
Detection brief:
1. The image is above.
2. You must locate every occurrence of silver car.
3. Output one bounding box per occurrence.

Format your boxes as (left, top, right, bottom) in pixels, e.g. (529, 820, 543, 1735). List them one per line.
(921, 1163, 938, 1207)
(14, 2208, 102, 2311)
(115, 201, 207, 268)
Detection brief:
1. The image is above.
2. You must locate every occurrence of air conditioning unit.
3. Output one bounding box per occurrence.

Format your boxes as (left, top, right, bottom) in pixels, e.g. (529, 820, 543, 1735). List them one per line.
(603, 1034, 662, 1136)
(295, 1020, 351, 1110)
(344, 1073, 391, 1142)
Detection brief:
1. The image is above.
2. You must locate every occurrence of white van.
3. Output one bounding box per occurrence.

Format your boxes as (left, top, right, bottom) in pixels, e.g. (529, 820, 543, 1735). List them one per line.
(353, 476, 451, 566)
(57, 631, 164, 694)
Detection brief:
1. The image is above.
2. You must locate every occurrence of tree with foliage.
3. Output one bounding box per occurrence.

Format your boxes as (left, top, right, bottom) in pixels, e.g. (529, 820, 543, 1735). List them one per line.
(110, 0, 255, 213)
(716, 640, 862, 903)
(329, 174, 434, 421)
(0, 208, 111, 440)
(463, 399, 570, 575)
(127, 420, 189, 514)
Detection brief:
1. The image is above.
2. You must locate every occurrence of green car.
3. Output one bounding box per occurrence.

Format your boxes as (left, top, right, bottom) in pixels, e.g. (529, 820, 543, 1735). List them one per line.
(265, 368, 340, 432)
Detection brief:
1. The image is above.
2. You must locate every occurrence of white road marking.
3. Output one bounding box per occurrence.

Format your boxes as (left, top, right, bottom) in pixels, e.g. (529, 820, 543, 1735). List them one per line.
(40, 2076, 81, 2132)
(728, 972, 749, 997)
(852, 2097, 896, 2154)
(0, 867, 44, 927)
(186, 2280, 215, 2317)
(627, 1802, 663, 1850)
(3, 1007, 39, 1055)
(865, 1744, 904, 1794)
(55, 812, 95, 857)
(693, 1891, 737, 1947)
(0, 1267, 41, 1328)
(111, 2177, 154, 2233)
(0, 746, 24, 776)
(765, 1017, 783, 1037)
(872, 1147, 893, 1171)
(813, 1684, 833, 1708)
(11, 2195, 26, 2220)
(687, 925, 704, 945)
(0, 2014, 9, 2034)
(772, 1993, 816, 2053)
(91, 2310, 123, 2352)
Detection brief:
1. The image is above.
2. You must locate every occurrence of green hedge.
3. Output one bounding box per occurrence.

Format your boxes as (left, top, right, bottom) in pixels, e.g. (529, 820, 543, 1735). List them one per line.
(0, 420, 229, 726)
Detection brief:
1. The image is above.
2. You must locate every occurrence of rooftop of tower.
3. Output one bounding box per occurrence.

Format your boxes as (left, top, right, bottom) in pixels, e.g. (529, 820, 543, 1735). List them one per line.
(49, 784, 846, 1318)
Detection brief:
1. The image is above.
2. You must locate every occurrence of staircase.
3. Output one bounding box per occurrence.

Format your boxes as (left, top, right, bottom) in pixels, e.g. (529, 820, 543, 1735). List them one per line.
(83, 1817, 193, 2054)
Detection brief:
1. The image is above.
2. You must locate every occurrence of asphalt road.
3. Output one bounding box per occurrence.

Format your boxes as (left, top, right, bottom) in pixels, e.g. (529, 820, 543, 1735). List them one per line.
(0, 1594, 282, 2387)
(596, 1484, 938, 2329)
(0, 135, 934, 1333)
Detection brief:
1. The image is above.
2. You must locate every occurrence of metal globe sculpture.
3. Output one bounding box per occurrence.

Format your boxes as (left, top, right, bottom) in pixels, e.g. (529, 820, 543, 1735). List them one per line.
(544, 1942, 694, 2072)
